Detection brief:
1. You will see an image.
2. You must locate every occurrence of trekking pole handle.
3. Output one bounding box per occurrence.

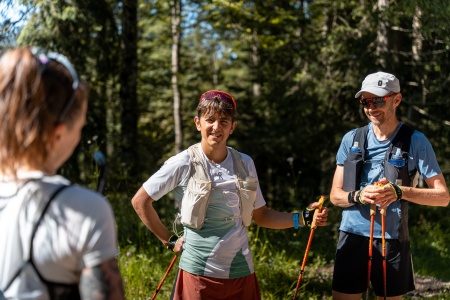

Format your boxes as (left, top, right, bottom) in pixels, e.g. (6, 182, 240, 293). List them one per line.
(310, 195, 326, 229)
(374, 180, 388, 216)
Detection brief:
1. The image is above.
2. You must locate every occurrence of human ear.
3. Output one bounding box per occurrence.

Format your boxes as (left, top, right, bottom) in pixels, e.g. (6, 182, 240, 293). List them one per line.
(393, 93, 402, 106)
(194, 116, 201, 131)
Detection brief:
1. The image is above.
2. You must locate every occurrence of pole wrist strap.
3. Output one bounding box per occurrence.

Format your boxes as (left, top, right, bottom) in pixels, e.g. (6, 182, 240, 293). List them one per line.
(293, 212, 300, 229)
(167, 235, 178, 252)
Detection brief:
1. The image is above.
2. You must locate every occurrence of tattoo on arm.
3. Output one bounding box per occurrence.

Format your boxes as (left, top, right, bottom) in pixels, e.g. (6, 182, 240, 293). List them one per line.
(79, 258, 125, 300)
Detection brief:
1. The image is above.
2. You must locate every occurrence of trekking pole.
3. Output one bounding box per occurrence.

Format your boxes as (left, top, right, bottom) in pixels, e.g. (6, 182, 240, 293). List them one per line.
(151, 254, 178, 300)
(380, 207, 387, 300)
(293, 195, 326, 300)
(93, 150, 108, 193)
(376, 179, 389, 300)
(366, 202, 376, 300)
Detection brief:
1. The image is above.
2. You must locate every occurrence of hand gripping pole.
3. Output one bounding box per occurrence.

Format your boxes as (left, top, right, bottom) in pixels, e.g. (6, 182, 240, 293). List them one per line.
(293, 195, 326, 300)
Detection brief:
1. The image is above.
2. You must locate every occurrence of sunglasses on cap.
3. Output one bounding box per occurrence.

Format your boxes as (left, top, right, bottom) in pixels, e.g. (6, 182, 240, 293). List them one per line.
(359, 94, 396, 109)
(30, 46, 80, 124)
(199, 90, 236, 110)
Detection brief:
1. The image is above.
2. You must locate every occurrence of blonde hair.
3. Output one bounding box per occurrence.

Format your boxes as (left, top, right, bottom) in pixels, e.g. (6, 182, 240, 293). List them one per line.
(0, 47, 87, 178)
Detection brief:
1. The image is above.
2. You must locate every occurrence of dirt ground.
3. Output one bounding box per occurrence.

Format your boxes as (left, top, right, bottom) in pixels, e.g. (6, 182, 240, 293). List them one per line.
(406, 275, 450, 298)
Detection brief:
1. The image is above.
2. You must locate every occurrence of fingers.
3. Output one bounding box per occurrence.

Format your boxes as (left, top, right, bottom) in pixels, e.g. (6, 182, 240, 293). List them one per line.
(174, 236, 184, 254)
(360, 183, 397, 205)
(314, 207, 328, 226)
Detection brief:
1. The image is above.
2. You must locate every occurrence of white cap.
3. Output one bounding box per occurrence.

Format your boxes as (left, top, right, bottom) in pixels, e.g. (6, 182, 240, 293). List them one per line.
(355, 71, 400, 98)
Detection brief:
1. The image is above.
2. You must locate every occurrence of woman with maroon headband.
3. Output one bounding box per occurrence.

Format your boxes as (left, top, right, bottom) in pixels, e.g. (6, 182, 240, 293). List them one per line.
(132, 89, 328, 299)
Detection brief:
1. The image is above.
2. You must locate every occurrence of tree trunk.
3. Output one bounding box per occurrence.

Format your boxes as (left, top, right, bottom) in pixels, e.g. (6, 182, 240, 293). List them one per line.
(120, 0, 138, 177)
(376, 0, 388, 68)
(412, 6, 426, 104)
(171, 0, 182, 154)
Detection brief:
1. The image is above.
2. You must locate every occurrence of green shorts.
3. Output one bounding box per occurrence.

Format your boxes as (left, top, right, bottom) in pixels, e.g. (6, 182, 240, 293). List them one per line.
(332, 231, 415, 297)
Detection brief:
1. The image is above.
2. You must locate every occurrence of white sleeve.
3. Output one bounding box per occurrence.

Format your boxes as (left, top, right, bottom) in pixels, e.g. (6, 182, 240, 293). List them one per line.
(142, 150, 191, 201)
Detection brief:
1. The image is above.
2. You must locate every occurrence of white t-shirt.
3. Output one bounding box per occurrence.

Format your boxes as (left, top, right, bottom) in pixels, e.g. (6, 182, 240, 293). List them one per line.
(0, 172, 118, 299)
(143, 147, 266, 279)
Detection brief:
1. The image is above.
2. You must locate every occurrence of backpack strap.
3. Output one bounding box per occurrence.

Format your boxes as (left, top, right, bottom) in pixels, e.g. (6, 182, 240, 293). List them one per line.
(353, 125, 370, 161)
(2, 184, 70, 293)
(229, 147, 248, 180)
(187, 143, 211, 182)
(385, 124, 415, 158)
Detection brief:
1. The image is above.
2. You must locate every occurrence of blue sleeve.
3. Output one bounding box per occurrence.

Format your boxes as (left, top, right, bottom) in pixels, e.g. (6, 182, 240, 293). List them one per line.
(410, 131, 442, 179)
(336, 129, 357, 165)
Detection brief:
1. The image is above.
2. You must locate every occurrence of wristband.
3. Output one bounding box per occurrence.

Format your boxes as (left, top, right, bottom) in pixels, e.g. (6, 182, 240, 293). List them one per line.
(293, 212, 300, 229)
(347, 191, 356, 205)
(167, 235, 178, 252)
(356, 188, 367, 205)
(388, 182, 403, 201)
(301, 207, 315, 227)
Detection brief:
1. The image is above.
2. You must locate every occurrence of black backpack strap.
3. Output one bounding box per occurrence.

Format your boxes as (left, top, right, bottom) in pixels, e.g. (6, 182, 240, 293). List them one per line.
(388, 124, 415, 154)
(353, 125, 370, 161)
(2, 184, 70, 293)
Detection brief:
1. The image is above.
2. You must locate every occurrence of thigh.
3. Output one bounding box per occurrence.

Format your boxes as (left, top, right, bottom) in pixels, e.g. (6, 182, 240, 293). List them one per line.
(332, 231, 369, 294)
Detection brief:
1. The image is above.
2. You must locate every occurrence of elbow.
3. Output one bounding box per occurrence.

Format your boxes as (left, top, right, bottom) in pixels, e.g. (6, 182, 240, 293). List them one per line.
(329, 191, 339, 206)
(131, 196, 139, 210)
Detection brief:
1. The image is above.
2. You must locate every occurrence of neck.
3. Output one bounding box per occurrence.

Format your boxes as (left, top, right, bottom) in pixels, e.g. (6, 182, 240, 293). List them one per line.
(372, 119, 401, 141)
(201, 142, 228, 163)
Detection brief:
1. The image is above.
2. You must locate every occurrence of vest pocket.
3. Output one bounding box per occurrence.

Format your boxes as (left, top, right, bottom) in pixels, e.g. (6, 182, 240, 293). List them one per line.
(236, 177, 258, 226)
(384, 160, 411, 187)
(343, 152, 363, 191)
(180, 178, 212, 229)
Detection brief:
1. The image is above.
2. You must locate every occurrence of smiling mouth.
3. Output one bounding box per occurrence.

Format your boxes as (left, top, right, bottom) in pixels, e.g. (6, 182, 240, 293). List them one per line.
(210, 132, 222, 138)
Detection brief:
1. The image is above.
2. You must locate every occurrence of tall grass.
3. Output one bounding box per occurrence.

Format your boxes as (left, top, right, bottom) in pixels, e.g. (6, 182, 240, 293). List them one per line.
(109, 190, 450, 299)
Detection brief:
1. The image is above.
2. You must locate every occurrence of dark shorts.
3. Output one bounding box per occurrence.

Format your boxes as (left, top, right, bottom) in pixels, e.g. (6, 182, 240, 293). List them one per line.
(171, 269, 261, 300)
(332, 231, 415, 297)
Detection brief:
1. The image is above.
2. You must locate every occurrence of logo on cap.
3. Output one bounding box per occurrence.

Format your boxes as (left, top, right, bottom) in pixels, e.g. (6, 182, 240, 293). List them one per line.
(378, 80, 382, 86)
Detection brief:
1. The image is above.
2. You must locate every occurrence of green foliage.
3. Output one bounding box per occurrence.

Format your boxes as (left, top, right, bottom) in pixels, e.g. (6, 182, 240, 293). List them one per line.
(1, 0, 449, 295)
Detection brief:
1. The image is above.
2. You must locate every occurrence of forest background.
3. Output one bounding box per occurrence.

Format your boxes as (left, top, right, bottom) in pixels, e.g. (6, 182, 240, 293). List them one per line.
(1, 0, 450, 299)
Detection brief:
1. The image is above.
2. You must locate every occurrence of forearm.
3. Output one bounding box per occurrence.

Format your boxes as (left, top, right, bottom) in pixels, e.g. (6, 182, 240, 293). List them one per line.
(253, 208, 297, 229)
(402, 186, 449, 207)
(330, 165, 355, 208)
(330, 187, 356, 208)
(131, 187, 172, 245)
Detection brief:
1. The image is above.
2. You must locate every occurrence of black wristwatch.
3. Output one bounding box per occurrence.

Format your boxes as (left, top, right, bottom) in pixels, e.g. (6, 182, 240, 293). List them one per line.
(348, 191, 356, 204)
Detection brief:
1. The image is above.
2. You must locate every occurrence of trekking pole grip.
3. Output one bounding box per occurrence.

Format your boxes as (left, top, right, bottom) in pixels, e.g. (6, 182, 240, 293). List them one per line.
(310, 195, 326, 229)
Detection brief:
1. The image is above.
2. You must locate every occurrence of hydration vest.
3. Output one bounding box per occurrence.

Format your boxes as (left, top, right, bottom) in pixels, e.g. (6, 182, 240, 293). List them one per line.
(0, 181, 80, 300)
(180, 143, 258, 229)
(342, 124, 417, 242)
(343, 123, 416, 192)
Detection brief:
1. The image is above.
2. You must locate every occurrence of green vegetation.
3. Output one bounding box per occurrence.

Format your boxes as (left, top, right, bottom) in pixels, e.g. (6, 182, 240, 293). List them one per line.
(112, 193, 450, 299)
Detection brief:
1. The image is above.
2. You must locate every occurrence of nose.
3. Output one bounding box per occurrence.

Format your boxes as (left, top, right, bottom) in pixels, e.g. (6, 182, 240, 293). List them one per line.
(212, 120, 221, 130)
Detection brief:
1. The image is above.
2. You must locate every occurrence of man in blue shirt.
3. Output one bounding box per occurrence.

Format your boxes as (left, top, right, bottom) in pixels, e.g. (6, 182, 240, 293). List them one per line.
(330, 72, 449, 300)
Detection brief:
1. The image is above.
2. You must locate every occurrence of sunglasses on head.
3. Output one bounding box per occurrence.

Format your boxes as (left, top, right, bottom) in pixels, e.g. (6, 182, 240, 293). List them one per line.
(359, 94, 396, 109)
(199, 90, 236, 110)
(30, 46, 79, 124)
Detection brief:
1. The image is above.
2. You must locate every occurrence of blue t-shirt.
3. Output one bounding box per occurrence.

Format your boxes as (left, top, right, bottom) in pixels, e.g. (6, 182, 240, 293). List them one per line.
(336, 122, 441, 239)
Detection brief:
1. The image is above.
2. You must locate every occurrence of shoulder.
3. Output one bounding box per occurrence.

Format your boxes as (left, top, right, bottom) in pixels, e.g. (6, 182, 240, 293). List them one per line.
(162, 149, 191, 167)
(409, 128, 434, 150)
(228, 146, 253, 163)
(340, 128, 359, 145)
(54, 185, 114, 218)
